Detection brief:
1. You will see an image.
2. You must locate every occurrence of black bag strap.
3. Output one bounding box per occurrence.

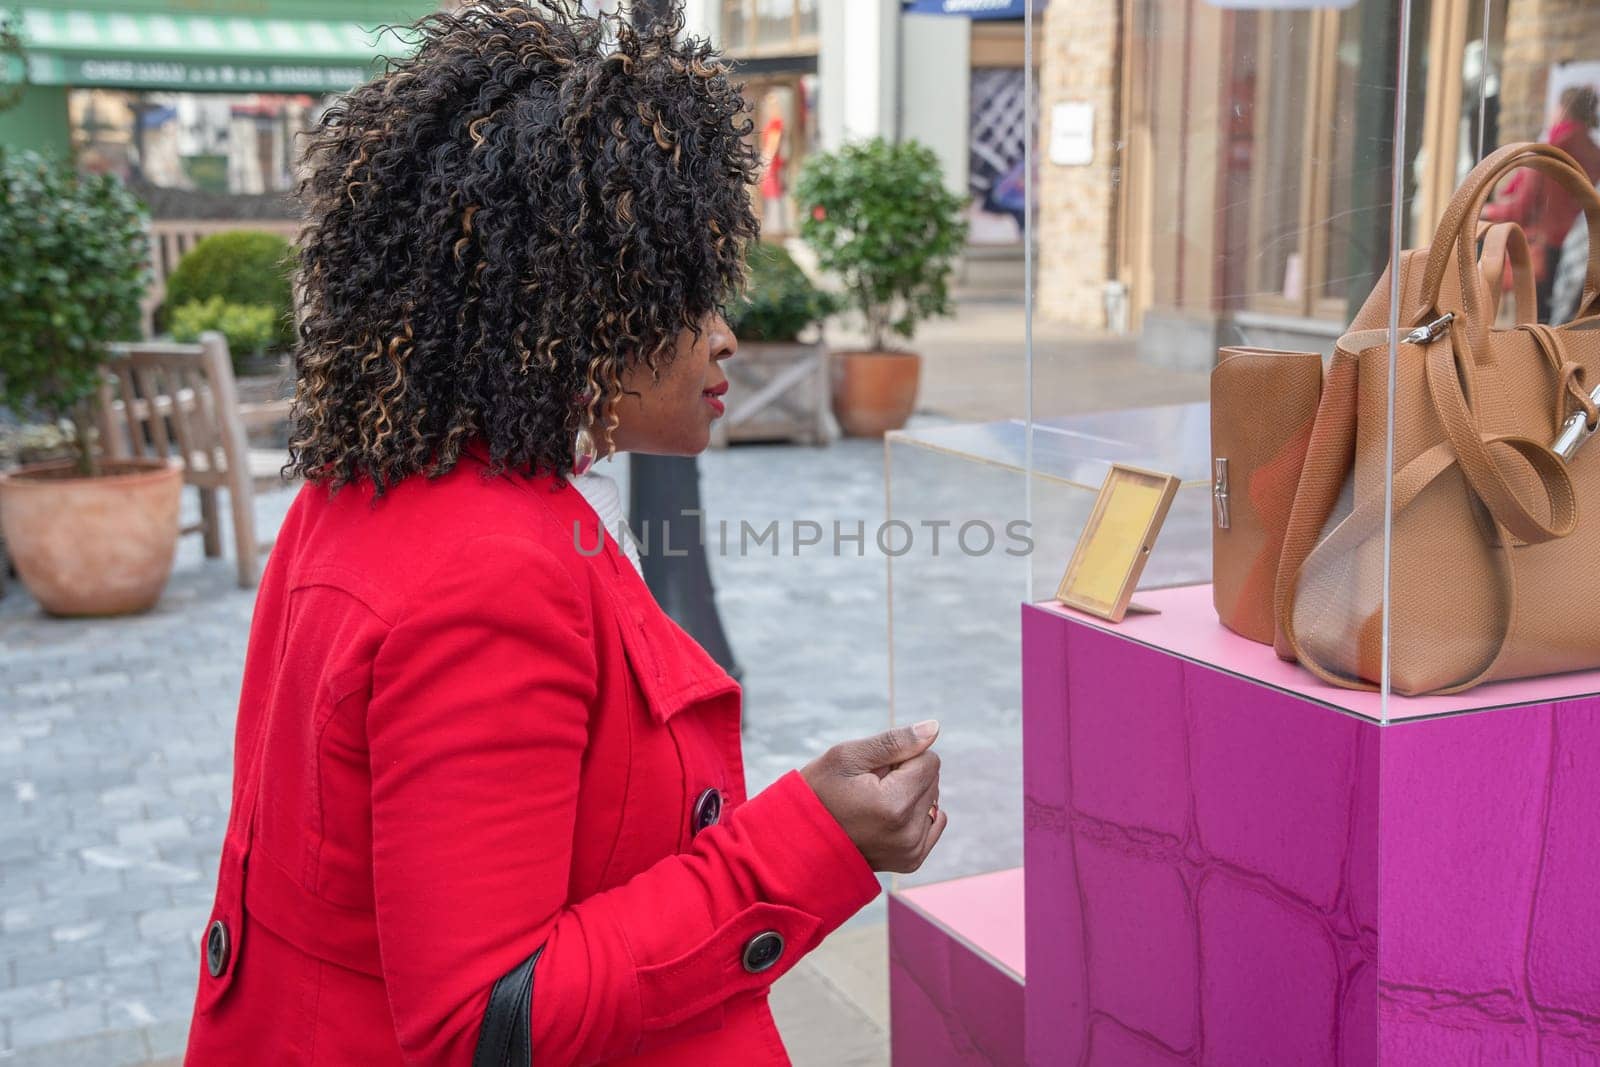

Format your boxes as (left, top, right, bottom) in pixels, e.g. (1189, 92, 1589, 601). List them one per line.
(472, 945, 545, 1067)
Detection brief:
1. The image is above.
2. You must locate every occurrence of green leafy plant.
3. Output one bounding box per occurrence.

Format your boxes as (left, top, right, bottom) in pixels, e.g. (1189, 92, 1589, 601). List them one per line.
(0, 149, 149, 476)
(163, 230, 296, 352)
(728, 242, 839, 343)
(169, 296, 279, 367)
(795, 137, 967, 352)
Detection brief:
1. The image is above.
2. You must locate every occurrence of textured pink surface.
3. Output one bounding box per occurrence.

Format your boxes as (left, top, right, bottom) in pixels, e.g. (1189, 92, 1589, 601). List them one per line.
(896, 868, 1026, 979)
(1040, 585, 1600, 721)
(889, 884, 1026, 1067)
(1378, 701, 1600, 1062)
(1022, 602, 1600, 1066)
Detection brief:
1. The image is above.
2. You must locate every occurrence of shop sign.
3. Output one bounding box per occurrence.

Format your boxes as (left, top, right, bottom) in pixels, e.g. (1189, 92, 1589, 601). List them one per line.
(26, 53, 372, 92)
(903, 0, 1045, 18)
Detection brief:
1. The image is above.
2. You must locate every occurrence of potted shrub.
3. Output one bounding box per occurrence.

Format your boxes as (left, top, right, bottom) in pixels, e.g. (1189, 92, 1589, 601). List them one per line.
(169, 295, 280, 366)
(720, 242, 839, 444)
(796, 137, 967, 436)
(162, 229, 297, 374)
(0, 149, 182, 616)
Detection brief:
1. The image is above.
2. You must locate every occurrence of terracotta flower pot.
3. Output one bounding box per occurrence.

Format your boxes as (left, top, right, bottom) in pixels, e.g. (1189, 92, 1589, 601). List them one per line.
(0, 458, 183, 616)
(830, 349, 922, 437)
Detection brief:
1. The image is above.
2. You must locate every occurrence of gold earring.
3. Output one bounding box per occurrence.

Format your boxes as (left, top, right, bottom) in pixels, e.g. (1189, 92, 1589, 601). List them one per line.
(573, 423, 598, 476)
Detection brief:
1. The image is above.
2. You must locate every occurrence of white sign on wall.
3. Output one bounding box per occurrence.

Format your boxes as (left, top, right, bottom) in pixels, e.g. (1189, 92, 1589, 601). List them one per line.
(1050, 102, 1095, 167)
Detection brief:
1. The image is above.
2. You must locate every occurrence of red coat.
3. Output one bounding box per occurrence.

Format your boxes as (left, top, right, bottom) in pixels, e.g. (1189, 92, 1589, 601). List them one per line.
(183, 445, 881, 1065)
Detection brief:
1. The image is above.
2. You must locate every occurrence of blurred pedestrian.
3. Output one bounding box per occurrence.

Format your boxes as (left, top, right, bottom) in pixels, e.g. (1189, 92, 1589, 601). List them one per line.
(182, 4, 945, 1065)
(1482, 85, 1600, 320)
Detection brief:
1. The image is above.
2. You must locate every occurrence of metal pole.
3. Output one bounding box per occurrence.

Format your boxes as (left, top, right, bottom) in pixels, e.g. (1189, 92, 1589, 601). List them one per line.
(628, 454, 742, 679)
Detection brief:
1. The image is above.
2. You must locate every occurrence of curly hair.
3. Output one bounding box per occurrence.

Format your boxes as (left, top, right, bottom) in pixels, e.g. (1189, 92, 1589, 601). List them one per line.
(287, 0, 759, 490)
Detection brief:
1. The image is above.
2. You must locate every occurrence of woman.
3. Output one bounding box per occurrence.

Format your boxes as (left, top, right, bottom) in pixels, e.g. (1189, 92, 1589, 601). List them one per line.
(183, 4, 946, 1064)
(1482, 85, 1600, 319)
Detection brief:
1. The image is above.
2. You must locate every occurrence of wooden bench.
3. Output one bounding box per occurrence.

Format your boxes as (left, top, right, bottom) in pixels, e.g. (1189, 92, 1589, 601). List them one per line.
(97, 332, 295, 588)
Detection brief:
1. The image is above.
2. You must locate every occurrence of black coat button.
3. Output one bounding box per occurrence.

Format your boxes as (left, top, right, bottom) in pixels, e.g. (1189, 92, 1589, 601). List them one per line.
(741, 931, 784, 974)
(205, 920, 230, 977)
(692, 788, 723, 836)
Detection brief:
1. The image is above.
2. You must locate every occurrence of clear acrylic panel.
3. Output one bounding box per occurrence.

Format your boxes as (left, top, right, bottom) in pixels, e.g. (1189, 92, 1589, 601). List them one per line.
(886, 0, 1600, 885)
(1378, 1, 1600, 721)
(1022, 0, 1430, 720)
(1008, 0, 1600, 1058)
(883, 5, 1040, 889)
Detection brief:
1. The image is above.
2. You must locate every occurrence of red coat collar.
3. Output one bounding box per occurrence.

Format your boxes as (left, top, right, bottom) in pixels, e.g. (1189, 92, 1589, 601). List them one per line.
(459, 442, 739, 724)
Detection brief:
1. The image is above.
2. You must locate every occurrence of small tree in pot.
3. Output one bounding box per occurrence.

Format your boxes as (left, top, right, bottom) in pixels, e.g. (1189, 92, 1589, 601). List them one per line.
(0, 150, 183, 616)
(162, 230, 298, 375)
(719, 243, 839, 445)
(796, 137, 967, 436)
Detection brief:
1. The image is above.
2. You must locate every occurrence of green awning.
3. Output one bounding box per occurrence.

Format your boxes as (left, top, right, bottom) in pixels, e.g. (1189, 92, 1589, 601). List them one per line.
(14, 7, 416, 92)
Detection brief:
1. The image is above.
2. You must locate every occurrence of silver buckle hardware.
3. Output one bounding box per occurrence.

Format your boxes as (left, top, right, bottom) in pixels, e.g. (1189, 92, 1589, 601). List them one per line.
(1213, 458, 1230, 530)
(1553, 382, 1600, 462)
(1403, 313, 1455, 346)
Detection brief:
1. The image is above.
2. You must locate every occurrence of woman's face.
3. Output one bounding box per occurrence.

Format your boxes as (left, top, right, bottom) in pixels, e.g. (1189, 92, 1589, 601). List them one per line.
(608, 313, 737, 457)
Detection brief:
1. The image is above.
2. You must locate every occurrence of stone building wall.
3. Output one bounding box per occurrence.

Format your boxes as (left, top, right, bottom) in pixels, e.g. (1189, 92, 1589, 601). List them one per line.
(1034, 0, 1121, 328)
(1499, 0, 1600, 142)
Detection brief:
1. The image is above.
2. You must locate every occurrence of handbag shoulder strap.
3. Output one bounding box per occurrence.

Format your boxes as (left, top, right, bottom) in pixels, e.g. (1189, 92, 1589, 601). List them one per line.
(1418, 143, 1600, 356)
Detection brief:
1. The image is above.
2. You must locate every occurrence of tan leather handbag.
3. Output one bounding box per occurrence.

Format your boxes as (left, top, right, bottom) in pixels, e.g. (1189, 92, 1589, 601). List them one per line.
(1209, 224, 1532, 649)
(1274, 142, 1600, 696)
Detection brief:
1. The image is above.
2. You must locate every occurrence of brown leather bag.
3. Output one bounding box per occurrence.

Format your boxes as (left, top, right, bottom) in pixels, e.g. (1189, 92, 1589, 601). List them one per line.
(1211, 349, 1323, 644)
(1209, 223, 1532, 649)
(1274, 142, 1600, 695)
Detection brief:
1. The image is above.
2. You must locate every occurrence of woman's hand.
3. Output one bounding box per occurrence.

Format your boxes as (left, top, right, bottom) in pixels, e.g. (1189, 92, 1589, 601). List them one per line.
(799, 721, 947, 874)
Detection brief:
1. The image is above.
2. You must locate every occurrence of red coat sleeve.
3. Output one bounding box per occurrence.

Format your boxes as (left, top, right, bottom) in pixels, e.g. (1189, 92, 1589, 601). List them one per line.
(366, 534, 880, 1065)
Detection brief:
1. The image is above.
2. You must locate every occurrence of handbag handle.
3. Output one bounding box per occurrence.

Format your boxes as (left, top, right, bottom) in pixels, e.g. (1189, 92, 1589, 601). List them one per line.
(1416, 142, 1600, 355)
(1477, 221, 1539, 324)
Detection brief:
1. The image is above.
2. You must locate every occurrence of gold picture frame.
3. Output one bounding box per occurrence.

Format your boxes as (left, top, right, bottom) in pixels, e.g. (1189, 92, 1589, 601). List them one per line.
(1056, 464, 1180, 623)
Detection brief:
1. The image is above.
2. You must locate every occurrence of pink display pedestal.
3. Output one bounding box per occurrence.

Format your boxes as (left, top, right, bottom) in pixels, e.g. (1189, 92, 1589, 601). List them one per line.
(889, 868, 1026, 1067)
(1024, 586, 1600, 1067)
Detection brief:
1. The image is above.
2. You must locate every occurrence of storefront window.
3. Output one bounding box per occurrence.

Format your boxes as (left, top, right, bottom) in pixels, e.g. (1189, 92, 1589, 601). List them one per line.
(69, 88, 326, 198)
(1321, 12, 1363, 308)
(724, 0, 748, 49)
(755, 0, 792, 48)
(1233, 8, 1404, 320)
(721, 0, 819, 57)
(796, 0, 818, 40)
(1242, 13, 1315, 311)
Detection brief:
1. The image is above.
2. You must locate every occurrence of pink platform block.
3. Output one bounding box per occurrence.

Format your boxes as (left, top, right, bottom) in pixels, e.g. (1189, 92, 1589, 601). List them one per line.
(890, 869, 1027, 1067)
(1023, 589, 1600, 1067)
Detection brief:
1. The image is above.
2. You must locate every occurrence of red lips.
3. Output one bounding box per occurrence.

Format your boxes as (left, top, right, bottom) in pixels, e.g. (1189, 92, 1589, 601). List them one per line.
(703, 380, 727, 416)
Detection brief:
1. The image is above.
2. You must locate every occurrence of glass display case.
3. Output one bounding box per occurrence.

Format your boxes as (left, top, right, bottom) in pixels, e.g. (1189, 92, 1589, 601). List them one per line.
(885, 0, 1600, 863)
(886, 2, 1600, 1061)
